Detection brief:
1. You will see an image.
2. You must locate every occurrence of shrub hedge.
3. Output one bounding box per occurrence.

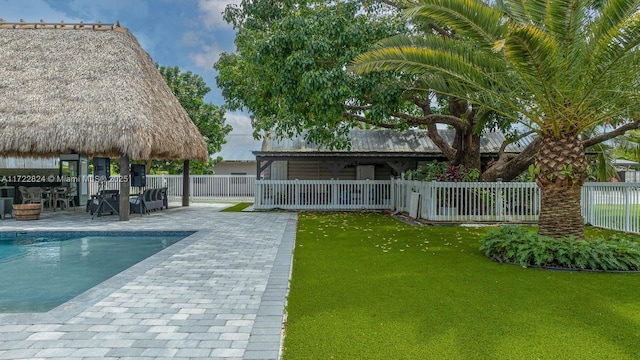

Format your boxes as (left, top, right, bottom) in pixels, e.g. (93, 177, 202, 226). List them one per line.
(480, 226, 640, 271)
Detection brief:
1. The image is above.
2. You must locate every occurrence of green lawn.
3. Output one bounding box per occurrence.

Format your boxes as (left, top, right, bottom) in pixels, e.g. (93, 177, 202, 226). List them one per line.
(590, 204, 640, 217)
(219, 202, 253, 212)
(283, 212, 640, 360)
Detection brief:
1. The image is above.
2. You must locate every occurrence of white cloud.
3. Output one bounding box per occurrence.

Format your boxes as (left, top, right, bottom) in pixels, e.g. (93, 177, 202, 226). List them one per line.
(189, 43, 224, 72)
(198, 0, 239, 30)
(225, 112, 253, 134)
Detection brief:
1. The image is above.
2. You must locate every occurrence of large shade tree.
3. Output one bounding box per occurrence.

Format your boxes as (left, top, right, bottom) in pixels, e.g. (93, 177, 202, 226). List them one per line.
(154, 65, 231, 174)
(215, 0, 506, 173)
(354, 0, 640, 238)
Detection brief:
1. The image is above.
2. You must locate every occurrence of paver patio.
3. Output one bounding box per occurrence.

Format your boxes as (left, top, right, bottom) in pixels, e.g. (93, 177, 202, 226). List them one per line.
(0, 203, 296, 360)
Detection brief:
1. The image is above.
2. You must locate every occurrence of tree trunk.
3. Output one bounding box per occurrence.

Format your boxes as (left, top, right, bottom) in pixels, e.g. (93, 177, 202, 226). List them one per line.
(538, 185, 583, 239)
(535, 134, 589, 239)
(481, 138, 541, 182)
(454, 131, 481, 170)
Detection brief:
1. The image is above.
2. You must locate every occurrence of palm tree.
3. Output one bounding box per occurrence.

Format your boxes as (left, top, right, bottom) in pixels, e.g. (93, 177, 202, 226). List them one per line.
(353, 0, 640, 239)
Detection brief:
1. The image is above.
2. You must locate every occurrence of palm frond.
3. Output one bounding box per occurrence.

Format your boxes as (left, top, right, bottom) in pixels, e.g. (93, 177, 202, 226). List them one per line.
(545, 0, 588, 75)
(501, 0, 547, 25)
(580, 12, 640, 111)
(545, 0, 587, 42)
(502, 25, 561, 127)
(591, 0, 640, 42)
(406, 0, 506, 47)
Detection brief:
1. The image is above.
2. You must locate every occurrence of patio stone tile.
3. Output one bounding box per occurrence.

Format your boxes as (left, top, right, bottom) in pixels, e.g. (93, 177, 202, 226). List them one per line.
(34, 347, 76, 357)
(25, 332, 65, 341)
(0, 206, 295, 360)
(0, 348, 41, 359)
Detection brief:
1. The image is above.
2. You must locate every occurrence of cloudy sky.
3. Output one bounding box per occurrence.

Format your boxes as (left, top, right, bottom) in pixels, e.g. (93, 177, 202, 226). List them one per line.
(1, 0, 253, 134)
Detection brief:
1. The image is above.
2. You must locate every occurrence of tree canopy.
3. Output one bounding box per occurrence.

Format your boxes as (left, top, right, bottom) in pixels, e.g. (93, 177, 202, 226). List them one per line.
(153, 65, 231, 174)
(215, 0, 412, 150)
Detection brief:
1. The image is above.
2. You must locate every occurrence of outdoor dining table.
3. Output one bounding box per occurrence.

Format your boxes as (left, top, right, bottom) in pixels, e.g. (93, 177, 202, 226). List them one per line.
(41, 187, 67, 211)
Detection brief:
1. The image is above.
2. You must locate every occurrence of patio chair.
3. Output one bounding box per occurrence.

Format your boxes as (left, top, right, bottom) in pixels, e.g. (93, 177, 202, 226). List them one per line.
(55, 186, 76, 211)
(18, 186, 30, 204)
(26, 187, 45, 211)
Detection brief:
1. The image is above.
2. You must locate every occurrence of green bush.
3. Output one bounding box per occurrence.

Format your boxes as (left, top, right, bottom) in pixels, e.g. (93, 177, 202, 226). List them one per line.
(480, 226, 640, 271)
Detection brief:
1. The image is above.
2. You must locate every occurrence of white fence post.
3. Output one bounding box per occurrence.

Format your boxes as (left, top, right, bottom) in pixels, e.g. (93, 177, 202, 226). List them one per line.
(390, 177, 396, 211)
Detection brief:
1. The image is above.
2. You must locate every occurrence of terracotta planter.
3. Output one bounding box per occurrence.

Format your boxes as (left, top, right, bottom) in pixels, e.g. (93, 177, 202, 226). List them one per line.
(13, 203, 41, 221)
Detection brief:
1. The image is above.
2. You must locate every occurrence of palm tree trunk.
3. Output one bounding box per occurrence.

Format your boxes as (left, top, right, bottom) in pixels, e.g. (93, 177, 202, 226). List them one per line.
(535, 134, 589, 239)
(538, 185, 583, 238)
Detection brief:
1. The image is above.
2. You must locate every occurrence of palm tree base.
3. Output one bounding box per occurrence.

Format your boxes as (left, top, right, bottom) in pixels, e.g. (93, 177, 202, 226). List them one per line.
(538, 186, 584, 239)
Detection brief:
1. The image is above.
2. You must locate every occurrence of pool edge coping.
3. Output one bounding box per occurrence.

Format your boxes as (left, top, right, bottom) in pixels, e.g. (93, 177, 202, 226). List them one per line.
(0, 229, 204, 324)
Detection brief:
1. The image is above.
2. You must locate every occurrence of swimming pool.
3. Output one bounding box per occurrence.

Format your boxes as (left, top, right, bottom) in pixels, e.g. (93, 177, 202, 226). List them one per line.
(0, 231, 194, 313)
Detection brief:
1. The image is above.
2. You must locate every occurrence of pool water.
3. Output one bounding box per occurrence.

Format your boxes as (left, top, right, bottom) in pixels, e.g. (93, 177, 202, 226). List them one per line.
(0, 231, 192, 313)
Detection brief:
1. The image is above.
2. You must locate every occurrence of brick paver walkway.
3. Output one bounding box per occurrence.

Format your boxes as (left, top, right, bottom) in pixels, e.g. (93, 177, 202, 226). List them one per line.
(0, 203, 296, 359)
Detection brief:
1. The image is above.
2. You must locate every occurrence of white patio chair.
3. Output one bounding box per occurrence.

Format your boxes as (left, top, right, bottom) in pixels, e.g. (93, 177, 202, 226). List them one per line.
(55, 187, 76, 211)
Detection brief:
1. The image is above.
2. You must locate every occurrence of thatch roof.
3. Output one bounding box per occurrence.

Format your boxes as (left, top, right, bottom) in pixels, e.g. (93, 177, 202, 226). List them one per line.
(0, 21, 208, 161)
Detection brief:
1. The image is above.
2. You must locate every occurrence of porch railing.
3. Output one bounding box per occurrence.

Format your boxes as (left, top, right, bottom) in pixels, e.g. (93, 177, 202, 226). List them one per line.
(253, 180, 392, 210)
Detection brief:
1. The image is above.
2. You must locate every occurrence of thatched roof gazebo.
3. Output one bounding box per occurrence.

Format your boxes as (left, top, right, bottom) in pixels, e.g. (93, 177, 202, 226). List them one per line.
(0, 20, 208, 220)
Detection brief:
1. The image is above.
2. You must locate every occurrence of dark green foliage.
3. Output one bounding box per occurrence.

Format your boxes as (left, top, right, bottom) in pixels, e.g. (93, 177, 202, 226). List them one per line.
(215, 0, 409, 149)
(480, 226, 640, 271)
(405, 160, 480, 182)
(154, 65, 232, 174)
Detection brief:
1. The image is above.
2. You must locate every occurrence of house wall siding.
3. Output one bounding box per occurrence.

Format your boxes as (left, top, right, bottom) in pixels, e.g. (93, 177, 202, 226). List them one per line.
(212, 161, 256, 176)
(285, 161, 394, 180)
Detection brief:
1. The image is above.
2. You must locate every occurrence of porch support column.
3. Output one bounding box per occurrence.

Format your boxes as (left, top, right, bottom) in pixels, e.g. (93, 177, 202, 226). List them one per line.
(182, 160, 190, 207)
(256, 159, 273, 179)
(118, 154, 130, 221)
(387, 161, 415, 176)
(323, 161, 349, 179)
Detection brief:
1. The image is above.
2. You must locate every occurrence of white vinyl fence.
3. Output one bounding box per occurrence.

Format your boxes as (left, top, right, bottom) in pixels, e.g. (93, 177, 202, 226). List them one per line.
(393, 180, 540, 222)
(254, 179, 640, 234)
(254, 180, 539, 221)
(254, 180, 392, 210)
(84, 175, 640, 233)
(87, 175, 255, 201)
(581, 183, 640, 234)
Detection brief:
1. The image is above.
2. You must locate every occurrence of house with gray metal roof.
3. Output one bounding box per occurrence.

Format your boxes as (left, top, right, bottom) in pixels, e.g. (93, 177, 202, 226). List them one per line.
(253, 129, 531, 180)
(211, 134, 263, 176)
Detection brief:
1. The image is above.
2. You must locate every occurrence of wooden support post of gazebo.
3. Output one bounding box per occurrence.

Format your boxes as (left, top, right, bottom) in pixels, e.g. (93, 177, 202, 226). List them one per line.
(182, 160, 190, 207)
(119, 154, 130, 221)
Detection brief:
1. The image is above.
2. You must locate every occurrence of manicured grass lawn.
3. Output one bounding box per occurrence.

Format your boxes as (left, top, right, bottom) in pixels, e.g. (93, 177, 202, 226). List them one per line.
(220, 202, 253, 212)
(283, 212, 640, 360)
(591, 204, 640, 217)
